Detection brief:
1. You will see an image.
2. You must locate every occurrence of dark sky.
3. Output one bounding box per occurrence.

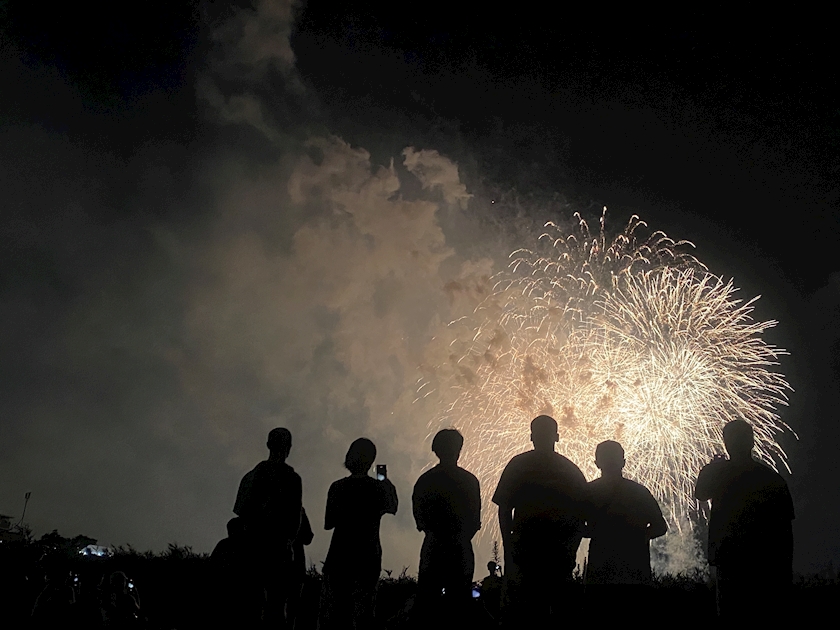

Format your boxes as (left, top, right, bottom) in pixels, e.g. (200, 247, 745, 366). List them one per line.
(1, 2, 837, 574)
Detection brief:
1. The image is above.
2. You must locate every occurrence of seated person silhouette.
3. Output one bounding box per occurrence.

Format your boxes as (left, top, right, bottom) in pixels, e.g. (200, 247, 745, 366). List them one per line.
(694, 420, 794, 623)
(210, 517, 264, 628)
(492, 414, 588, 624)
(318, 437, 398, 629)
(234, 427, 302, 628)
(582, 441, 666, 617)
(480, 561, 503, 621)
(412, 428, 481, 619)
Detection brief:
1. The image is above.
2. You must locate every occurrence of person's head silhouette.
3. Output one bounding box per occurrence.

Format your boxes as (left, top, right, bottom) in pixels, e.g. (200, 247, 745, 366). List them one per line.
(226, 517, 245, 539)
(530, 415, 559, 452)
(267, 428, 292, 462)
(723, 420, 754, 462)
(595, 440, 625, 479)
(344, 438, 377, 475)
(432, 428, 464, 467)
(487, 560, 499, 576)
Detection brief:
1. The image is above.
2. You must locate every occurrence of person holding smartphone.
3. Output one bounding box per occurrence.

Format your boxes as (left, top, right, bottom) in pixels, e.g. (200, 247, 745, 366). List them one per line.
(318, 437, 398, 629)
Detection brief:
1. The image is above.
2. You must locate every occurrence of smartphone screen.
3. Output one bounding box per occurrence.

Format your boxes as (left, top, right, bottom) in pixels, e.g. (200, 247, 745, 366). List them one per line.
(376, 464, 387, 481)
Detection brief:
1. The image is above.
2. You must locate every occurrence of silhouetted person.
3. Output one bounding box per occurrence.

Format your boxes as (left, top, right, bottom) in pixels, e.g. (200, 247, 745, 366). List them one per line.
(480, 561, 503, 622)
(318, 438, 398, 629)
(694, 420, 794, 623)
(492, 415, 588, 625)
(235, 427, 303, 628)
(100, 571, 142, 629)
(412, 429, 481, 620)
(288, 507, 314, 630)
(583, 441, 666, 618)
(210, 517, 264, 628)
(31, 567, 76, 628)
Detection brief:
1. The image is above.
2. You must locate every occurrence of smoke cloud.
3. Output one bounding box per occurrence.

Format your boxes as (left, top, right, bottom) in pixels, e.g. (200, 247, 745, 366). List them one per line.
(0, 0, 505, 577)
(1, 0, 735, 578)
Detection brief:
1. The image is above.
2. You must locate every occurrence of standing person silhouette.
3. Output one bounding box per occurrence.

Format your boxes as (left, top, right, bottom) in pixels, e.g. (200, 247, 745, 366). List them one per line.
(583, 441, 666, 618)
(492, 415, 588, 625)
(412, 428, 481, 621)
(234, 427, 302, 628)
(318, 438, 398, 629)
(694, 420, 794, 623)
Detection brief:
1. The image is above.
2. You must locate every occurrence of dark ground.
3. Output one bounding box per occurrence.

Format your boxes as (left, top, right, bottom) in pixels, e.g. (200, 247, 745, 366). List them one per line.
(1, 534, 836, 628)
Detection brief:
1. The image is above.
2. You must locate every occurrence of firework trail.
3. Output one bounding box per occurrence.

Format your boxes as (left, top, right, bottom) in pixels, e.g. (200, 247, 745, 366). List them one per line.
(427, 209, 792, 558)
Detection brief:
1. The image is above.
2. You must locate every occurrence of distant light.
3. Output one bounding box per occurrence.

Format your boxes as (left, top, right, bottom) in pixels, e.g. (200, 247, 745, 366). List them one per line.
(80, 544, 112, 557)
(472, 588, 481, 598)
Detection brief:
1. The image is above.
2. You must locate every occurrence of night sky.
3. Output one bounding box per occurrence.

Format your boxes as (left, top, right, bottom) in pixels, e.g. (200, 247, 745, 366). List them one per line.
(1, 2, 838, 575)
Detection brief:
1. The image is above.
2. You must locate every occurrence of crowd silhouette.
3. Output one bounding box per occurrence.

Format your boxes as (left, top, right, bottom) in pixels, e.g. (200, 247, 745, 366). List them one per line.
(23, 416, 788, 628)
(204, 414, 794, 628)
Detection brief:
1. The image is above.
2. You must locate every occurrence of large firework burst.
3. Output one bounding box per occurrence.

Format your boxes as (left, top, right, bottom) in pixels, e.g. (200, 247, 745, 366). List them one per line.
(429, 209, 792, 544)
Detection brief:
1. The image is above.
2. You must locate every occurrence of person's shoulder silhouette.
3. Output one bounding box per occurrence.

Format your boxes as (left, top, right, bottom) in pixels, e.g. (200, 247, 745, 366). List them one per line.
(319, 437, 398, 629)
(413, 429, 481, 539)
(323, 437, 398, 575)
(210, 517, 247, 566)
(584, 441, 666, 586)
(694, 420, 794, 622)
(232, 427, 302, 628)
(412, 429, 481, 618)
(695, 421, 793, 568)
(234, 428, 302, 543)
(492, 415, 587, 531)
(492, 416, 588, 624)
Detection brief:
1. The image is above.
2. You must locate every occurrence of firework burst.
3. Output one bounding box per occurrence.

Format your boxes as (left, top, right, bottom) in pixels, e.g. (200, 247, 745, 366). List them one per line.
(428, 209, 792, 550)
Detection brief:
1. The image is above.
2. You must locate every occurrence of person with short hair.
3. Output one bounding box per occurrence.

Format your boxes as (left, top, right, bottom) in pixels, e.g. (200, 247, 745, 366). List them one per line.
(412, 428, 481, 619)
(582, 440, 666, 618)
(492, 415, 588, 624)
(234, 427, 302, 628)
(318, 438, 398, 629)
(694, 420, 794, 622)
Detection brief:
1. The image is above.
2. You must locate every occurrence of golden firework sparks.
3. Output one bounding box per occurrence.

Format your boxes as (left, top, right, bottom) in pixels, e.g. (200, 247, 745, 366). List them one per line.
(426, 209, 792, 548)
